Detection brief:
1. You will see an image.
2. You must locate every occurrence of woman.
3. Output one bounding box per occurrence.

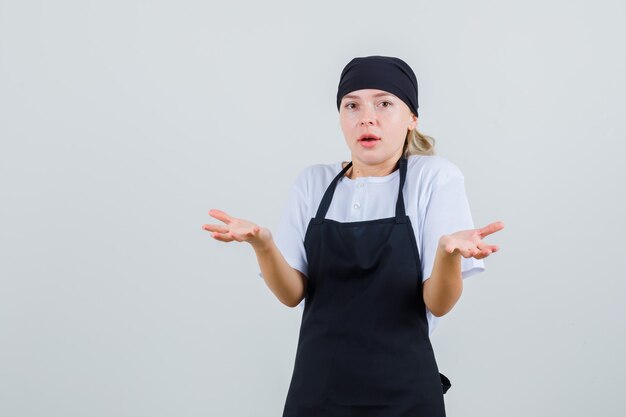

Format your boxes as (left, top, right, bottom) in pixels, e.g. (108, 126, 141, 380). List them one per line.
(203, 55, 504, 416)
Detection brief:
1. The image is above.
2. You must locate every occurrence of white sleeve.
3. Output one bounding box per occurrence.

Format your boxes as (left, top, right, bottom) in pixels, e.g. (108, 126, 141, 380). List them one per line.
(258, 169, 310, 280)
(420, 165, 486, 283)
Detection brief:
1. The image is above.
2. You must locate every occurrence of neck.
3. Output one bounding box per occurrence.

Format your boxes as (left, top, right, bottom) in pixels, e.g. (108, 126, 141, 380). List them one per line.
(344, 156, 402, 179)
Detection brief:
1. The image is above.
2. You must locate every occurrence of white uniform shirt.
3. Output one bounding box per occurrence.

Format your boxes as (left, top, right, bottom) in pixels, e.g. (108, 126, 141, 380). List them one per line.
(258, 154, 485, 335)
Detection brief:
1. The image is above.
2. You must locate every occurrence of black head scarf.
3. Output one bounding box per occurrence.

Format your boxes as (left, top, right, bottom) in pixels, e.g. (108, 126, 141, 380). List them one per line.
(336, 55, 419, 117)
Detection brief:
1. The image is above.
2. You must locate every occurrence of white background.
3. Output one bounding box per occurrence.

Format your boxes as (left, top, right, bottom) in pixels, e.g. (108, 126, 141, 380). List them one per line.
(1, 1, 625, 416)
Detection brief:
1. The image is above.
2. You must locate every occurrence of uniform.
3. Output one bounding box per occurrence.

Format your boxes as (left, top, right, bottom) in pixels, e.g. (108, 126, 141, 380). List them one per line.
(257, 154, 485, 415)
(258, 154, 485, 335)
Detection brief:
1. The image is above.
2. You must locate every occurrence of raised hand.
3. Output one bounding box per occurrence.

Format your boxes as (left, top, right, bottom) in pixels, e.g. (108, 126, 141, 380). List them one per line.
(202, 209, 272, 248)
(439, 221, 505, 260)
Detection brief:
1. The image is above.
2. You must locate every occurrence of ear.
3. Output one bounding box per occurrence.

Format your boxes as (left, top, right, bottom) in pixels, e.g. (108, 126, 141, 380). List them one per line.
(408, 112, 418, 131)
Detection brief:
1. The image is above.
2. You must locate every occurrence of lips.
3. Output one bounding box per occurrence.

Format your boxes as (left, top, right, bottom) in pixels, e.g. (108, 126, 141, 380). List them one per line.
(358, 133, 381, 148)
(358, 133, 381, 142)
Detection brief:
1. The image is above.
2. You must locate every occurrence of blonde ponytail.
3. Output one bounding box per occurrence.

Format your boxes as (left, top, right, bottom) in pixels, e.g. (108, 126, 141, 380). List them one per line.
(403, 128, 436, 157)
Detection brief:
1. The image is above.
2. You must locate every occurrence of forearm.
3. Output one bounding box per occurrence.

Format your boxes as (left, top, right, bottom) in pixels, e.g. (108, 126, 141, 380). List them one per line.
(252, 239, 307, 308)
(423, 240, 463, 317)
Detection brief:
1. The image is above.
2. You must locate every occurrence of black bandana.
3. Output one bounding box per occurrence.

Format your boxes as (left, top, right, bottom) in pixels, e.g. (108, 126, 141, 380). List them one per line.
(336, 55, 419, 117)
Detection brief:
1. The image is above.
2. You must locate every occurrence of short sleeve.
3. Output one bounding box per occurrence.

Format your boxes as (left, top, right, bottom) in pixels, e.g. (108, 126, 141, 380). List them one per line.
(258, 168, 310, 280)
(420, 165, 485, 284)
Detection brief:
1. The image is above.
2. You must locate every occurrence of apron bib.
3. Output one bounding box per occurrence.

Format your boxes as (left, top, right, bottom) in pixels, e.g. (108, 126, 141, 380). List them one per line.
(282, 156, 448, 417)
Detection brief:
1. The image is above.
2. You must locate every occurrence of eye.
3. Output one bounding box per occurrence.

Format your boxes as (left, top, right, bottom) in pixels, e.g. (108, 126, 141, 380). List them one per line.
(380, 101, 392, 108)
(344, 102, 357, 109)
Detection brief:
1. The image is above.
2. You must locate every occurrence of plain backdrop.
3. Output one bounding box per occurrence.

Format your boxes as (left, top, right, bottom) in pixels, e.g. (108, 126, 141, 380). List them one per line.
(1, 1, 625, 416)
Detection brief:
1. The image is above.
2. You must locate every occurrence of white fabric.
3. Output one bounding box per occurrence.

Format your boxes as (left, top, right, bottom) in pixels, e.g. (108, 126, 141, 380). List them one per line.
(258, 155, 485, 335)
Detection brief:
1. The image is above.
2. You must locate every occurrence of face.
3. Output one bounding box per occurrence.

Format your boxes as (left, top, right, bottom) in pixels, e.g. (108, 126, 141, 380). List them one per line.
(339, 89, 417, 167)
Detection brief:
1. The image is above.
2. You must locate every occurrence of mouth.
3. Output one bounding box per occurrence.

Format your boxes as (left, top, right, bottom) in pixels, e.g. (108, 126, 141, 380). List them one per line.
(358, 133, 381, 142)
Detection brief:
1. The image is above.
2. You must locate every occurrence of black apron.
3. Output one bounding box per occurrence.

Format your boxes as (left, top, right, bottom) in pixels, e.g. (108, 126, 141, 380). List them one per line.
(282, 156, 449, 417)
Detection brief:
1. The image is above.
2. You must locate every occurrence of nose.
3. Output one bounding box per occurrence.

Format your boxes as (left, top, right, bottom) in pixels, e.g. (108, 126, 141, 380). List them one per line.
(360, 105, 375, 125)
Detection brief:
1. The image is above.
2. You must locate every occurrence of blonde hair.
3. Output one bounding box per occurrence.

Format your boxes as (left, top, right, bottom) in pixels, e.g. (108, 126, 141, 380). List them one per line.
(402, 126, 436, 157)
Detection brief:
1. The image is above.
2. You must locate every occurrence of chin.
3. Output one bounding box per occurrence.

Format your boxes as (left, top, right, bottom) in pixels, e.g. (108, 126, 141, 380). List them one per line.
(355, 153, 388, 164)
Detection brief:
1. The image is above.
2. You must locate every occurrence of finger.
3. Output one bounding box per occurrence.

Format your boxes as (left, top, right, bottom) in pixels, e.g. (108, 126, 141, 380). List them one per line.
(475, 243, 498, 259)
(477, 241, 497, 252)
(229, 230, 248, 242)
(212, 232, 234, 242)
(233, 227, 261, 240)
(473, 251, 490, 260)
(208, 209, 234, 225)
(202, 224, 230, 233)
(248, 227, 260, 238)
(478, 221, 505, 239)
(466, 248, 481, 259)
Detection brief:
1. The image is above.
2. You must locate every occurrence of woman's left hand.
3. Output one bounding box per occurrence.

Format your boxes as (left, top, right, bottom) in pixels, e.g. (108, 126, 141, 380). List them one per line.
(439, 221, 505, 259)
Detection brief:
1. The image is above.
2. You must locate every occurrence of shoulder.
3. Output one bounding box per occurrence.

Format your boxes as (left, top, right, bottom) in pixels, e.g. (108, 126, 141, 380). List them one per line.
(290, 161, 343, 195)
(297, 161, 342, 178)
(407, 155, 465, 185)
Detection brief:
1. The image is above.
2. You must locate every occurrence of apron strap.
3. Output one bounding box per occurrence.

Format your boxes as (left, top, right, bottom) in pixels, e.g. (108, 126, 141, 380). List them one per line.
(395, 156, 408, 223)
(313, 156, 408, 223)
(313, 161, 352, 222)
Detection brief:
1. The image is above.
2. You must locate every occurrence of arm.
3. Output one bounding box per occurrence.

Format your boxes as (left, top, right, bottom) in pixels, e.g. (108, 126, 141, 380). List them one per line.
(423, 224, 504, 317)
(422, 239, 463, 317)
(252, 238, 307, 308)
(203, 208, 307, 308)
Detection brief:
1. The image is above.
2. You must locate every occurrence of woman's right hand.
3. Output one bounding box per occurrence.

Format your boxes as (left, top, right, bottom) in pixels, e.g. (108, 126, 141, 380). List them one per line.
(202, 209, 272, 249)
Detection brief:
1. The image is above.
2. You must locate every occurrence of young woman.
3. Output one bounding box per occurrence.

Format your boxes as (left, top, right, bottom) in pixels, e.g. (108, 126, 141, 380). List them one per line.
(203, 55, 504, 416)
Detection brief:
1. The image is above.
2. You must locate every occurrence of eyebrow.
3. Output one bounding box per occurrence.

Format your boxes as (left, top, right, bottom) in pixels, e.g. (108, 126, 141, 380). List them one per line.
(342, 92, 395, 100)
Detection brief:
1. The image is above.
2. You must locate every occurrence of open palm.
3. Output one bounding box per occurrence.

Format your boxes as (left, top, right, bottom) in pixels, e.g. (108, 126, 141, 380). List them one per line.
(202, 209, 272, 246)
(440, 221, 505, 259)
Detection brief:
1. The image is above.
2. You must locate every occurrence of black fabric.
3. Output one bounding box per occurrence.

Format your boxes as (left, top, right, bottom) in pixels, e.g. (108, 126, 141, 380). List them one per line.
(282, 157, 448, 416)
(440, 373, 452, 395)
(336, 55, 419, 117)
